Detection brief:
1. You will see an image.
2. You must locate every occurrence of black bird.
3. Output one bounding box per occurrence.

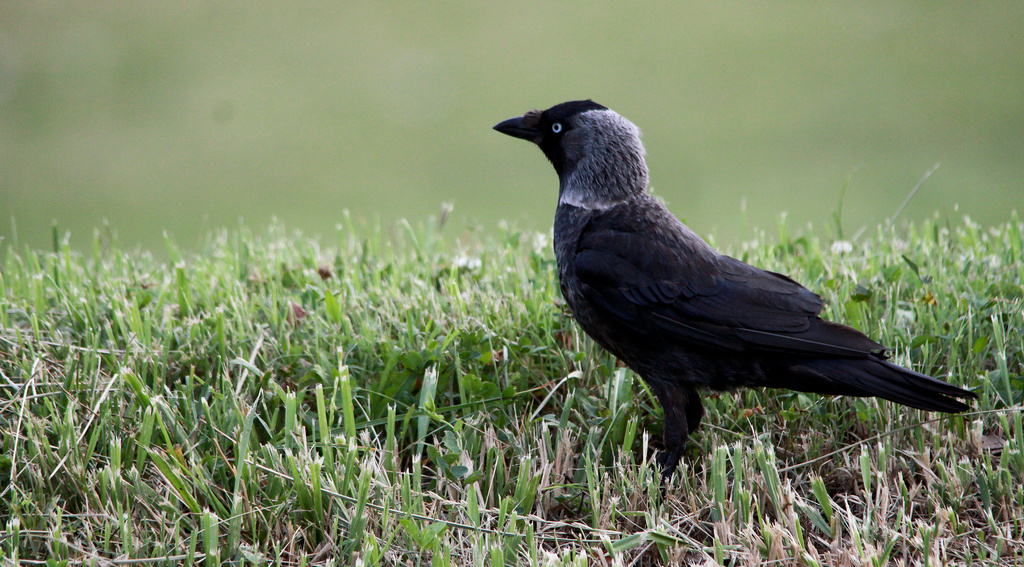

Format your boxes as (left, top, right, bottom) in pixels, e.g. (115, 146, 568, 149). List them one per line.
(494, 100, 976, 481)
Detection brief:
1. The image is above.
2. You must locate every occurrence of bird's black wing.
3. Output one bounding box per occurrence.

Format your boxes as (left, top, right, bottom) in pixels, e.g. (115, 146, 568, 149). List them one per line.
(573, 205, 883, 358)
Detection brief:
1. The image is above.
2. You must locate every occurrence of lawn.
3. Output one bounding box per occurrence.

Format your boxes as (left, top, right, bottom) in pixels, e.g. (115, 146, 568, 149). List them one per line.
(2, 213, 1022, 565)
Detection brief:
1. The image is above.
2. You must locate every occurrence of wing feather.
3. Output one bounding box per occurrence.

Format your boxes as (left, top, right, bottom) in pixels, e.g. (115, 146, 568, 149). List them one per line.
(573, 208, 883, 358)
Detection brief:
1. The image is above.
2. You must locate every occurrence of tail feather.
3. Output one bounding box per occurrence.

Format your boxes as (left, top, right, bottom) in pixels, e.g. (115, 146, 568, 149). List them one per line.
(786, 357, 976, 413)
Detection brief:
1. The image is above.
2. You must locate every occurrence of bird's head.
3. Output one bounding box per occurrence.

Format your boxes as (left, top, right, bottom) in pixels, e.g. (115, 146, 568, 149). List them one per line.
(494, 100, 649, 208)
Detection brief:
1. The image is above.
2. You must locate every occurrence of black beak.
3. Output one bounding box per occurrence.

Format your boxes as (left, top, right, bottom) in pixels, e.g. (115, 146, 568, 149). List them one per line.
(493, 116, 540, 143)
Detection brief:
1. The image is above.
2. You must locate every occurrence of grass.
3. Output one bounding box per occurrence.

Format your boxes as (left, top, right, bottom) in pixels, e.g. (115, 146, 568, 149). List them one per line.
(1, 211, 1022, 565)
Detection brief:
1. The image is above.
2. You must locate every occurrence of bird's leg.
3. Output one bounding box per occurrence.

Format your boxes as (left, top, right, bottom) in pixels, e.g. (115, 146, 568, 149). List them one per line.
(652, 384, 701, 483)
(685, 387, 704, 439)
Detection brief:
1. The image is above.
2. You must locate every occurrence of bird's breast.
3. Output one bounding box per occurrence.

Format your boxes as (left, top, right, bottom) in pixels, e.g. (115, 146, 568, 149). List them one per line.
(552, 206, 623, 351)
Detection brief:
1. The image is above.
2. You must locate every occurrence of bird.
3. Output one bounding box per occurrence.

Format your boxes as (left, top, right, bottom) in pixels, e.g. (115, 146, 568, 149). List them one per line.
(493, 100, 976, 482)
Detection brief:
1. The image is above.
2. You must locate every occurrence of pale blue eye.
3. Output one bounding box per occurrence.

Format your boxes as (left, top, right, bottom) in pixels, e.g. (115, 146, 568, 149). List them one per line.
(551, 123, 563, 133)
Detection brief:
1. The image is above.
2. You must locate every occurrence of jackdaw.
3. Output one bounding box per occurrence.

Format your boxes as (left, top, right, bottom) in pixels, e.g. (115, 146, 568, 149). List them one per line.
(494, 100, 976, 481)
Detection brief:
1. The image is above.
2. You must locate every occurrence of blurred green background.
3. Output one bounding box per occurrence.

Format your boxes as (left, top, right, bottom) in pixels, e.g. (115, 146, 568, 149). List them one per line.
(2, 3, 1022, 253)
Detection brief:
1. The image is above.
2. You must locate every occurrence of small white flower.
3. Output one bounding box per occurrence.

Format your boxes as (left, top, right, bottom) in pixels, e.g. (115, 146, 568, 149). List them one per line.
(532, 232, 550, 252)
(830, 240, 853, 254)
(454, 256, 481, 270)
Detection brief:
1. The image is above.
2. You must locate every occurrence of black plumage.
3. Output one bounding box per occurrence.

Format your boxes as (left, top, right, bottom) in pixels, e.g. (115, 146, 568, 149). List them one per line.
(494, 100, 976, 481)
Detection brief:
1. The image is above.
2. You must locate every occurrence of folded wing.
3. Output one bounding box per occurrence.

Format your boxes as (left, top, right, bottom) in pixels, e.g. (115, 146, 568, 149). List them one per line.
(573, 216, 883, 359)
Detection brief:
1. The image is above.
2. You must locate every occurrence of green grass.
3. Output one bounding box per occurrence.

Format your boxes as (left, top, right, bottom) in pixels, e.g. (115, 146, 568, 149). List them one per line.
(2, 212, 1023, 565)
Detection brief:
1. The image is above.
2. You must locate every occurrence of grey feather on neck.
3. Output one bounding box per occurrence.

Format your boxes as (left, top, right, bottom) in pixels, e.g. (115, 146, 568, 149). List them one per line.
(557, 110, 650, 209)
